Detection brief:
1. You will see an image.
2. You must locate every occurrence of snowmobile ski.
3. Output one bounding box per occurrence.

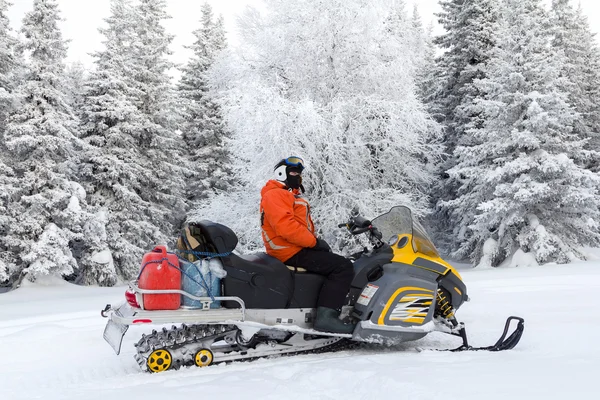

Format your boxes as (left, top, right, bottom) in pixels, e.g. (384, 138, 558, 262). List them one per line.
(447, 316, 525, 352)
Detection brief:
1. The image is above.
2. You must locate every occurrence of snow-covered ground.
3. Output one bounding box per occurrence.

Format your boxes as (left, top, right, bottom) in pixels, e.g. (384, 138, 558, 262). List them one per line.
(1, 262, 597, 400)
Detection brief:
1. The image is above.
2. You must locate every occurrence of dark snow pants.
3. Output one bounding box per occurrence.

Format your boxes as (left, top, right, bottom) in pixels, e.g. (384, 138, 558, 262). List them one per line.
(284, 248, 354, 310)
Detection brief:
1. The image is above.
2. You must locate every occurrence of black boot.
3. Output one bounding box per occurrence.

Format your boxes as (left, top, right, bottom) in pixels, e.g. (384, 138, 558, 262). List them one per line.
(314, 307, 356, 334)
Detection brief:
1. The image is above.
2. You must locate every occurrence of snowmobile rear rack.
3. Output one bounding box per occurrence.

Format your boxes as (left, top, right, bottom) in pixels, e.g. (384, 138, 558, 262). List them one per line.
(101, 284, 247, 355)
(100, 282, 247, 325)
(129, 282, 246, 312)
(102, 302, 246, 326)
(449, 316, 525, 352)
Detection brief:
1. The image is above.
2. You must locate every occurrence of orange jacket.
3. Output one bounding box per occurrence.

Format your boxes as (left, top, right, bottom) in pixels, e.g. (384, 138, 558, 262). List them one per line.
(260, 180, 317, 262)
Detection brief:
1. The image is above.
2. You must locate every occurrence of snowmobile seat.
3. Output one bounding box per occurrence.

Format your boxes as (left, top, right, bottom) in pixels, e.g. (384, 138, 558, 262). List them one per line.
(289, 272, 325, 308)
(286, 266, 326, 308)
(189, 220, 326, 309)
(220, 253, 325, 309)
(221, 253, 293, 309)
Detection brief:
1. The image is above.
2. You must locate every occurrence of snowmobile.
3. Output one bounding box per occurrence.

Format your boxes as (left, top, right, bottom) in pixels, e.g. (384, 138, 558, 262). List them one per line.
(101, 205, 525, 373)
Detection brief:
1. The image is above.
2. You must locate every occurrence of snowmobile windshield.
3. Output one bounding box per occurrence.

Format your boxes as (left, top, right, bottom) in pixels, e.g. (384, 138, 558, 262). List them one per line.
(371, 206, 440, 258)
(371, 206, 413, 242)
(411, 219, 440, 258)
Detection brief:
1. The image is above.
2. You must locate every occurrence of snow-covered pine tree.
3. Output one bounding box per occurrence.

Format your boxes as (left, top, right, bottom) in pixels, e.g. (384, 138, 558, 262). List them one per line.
(388, 4, 442, 194)
(0, 0, 22, 286)
(447, 0, 600, 267)
(432, 0, 499, 148)
(410, 4, 424, 58)
(213, 14, 226, 53)
(415, 19, 441, 129)
(131, 0, 178, 133)
(413, 12, 439, 140)
(78, 0, 175, 282)
(0, 0, 19, 136)
(178, 2, 231, 203)
(429, 0, 500, 253)
(3, 0, 98, 284)
(63, 62, 87, 123)
(127, 0, 189, 254)
(0, 160, 18, 285)
(386, 1, 413, 71)
(387, 2, 433, 88)
(551, 0, 600, 171)
(410, 6, 437, 123)
(192, 0, 440, 253)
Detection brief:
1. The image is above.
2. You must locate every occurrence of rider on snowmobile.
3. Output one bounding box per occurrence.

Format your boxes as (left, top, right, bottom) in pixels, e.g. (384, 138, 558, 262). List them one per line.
(260, 156, 356, 334)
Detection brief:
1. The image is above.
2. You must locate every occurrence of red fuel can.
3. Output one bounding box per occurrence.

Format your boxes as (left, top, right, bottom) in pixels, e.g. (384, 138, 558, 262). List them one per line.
(138, 245, 181, 310)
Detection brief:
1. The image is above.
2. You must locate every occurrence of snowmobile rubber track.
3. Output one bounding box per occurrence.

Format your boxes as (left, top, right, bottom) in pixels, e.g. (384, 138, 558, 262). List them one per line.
(134, 323, 355, 372)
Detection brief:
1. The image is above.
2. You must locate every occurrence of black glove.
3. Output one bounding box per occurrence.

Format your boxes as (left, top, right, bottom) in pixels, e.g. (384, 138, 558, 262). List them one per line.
(313, 238, 331, 252)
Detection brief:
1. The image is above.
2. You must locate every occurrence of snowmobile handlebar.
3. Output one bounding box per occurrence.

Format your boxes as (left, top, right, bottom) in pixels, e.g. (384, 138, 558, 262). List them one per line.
(338, 216, 383, 240)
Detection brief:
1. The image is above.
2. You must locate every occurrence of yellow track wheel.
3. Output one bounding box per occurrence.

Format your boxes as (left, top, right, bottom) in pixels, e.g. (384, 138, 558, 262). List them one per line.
(194, 349, 214, 367)
(147, 349, 172, 373)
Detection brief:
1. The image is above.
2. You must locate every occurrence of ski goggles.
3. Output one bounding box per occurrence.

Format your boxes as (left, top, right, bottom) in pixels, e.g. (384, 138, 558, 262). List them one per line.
(282, 156, 305, 170)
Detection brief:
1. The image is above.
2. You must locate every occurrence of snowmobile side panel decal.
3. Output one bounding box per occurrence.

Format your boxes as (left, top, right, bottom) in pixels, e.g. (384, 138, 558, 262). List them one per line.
(389, 293, 434, 324)
(378, 287, 434, 325)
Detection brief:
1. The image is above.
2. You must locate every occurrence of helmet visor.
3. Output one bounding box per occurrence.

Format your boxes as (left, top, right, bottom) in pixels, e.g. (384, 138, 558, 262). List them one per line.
(284, 156, 304, 170)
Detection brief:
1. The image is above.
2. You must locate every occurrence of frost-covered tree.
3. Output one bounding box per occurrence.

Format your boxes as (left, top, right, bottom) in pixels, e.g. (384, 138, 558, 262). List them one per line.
(63, 62, 87, 122)
(78, 0, 141, 283)
(127, 0, 189, 255)
(192, 0, 441, 252)
(75, 209, 116, 286)
(0, 0, 21, 286)
(80, 0, 138, 146)
(429, 0, 500, 252)
(0, 160, 18, 285)
(387, 1, 415, 71)
(0, 0, 19, 136)
(444, 0, 600, 267)
(551, 0, 600, 170)
(130, 0, 179, 135)
(432, 0, 499, 148)
(410, 5, 424, 57)
(178, 2, 231, 203)
(78, 0, 182, 281)
(410, 7, 436, 110)
(3, 0, 98, 284)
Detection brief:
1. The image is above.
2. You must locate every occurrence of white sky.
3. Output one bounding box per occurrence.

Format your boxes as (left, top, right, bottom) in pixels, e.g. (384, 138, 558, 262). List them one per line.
(6, 0, 600, 69)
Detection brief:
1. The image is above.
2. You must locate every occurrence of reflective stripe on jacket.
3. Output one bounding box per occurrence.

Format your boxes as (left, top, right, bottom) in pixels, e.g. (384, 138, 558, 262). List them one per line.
(260, 180, 317, 262)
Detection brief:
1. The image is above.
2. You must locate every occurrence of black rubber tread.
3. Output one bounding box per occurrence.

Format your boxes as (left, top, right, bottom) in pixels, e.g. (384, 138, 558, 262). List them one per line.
(133, 324, 356, 372)
(134, 324, 235, 371)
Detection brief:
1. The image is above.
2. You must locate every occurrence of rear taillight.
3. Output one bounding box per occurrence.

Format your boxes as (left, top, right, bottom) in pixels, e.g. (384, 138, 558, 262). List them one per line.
(125, 289, 140, 308)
